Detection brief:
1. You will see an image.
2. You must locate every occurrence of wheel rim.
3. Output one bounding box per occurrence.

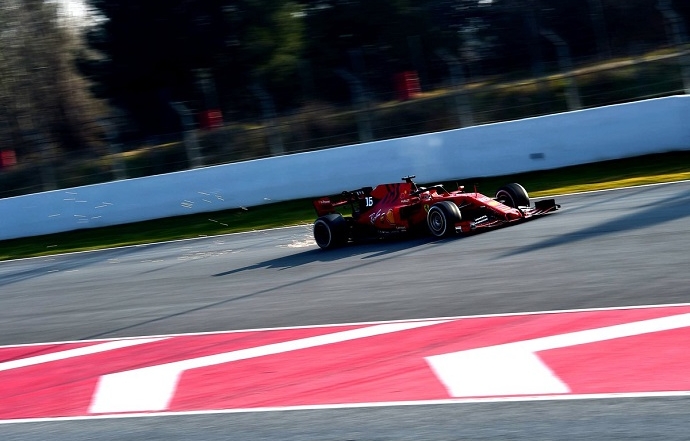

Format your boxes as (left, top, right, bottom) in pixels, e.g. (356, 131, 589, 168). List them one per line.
(313, 221, 332, 248)
(428, 208, 446, 236)
(497, 191, 515, 208)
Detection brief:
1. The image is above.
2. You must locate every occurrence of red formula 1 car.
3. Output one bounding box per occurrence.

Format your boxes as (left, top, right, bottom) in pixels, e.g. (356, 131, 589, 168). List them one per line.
(312, 176, 559, 249)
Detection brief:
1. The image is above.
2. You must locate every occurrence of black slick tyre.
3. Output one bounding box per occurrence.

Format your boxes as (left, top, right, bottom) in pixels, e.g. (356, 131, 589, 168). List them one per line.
(313, 214, 348, 249)
(496, 183, 530, 208)
(427, 201, 461, 237)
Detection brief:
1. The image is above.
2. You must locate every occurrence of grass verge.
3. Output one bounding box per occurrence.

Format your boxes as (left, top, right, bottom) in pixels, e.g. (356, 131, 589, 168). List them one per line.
(1, 150, 689, 262)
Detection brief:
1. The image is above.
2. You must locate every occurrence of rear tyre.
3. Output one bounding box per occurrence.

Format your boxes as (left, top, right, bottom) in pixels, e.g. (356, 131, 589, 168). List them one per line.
(427, 201, 461, 237)
(496, 183, 530, 208)
(313, 214, 348, 249)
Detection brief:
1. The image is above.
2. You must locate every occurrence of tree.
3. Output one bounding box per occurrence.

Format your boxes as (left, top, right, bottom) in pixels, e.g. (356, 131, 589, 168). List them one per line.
(302, 0, 457, 101)
(0, 0, 101, 156)
(79, 0, 690, 140)
(80, 0, 306, 136)
(423, 0, 689, 76)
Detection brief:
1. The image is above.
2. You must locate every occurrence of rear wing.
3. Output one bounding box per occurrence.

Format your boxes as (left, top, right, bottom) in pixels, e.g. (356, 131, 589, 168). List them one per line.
(313, 197, 341, 217)
(313, 187, 374, 217)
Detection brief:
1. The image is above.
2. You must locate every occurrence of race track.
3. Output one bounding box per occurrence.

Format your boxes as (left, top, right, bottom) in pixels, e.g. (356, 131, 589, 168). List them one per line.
(1, 181, 690, 439)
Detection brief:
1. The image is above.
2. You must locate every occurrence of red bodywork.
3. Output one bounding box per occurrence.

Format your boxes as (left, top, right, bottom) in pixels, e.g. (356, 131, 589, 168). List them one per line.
(313, 178, 558, 238)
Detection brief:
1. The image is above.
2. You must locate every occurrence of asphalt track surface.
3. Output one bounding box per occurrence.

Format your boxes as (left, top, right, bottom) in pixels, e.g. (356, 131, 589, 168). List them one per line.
(1, 181, 690, 440)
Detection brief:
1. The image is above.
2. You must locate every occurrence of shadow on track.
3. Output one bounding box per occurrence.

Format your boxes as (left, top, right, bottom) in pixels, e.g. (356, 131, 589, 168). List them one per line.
(0, 244, 170, 289)
(212, 236, 438, 277)
(499, 188, 690, 258)
(82, 237, 450, 340)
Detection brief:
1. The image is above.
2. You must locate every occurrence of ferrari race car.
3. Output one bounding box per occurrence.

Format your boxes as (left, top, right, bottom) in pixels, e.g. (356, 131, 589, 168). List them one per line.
(312, 176, 559, 249)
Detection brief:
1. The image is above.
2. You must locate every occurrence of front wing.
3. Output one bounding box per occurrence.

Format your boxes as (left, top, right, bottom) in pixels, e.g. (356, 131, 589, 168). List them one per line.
(461, 198, 560, 232)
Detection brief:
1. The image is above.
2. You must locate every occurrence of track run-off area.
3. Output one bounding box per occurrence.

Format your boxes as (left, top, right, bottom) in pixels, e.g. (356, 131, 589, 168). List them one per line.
(1, 180, 690, 440)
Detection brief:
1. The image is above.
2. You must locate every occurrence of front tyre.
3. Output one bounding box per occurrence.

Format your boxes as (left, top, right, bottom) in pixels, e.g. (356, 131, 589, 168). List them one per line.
(427, 201, 461, 237)
(496, 183, 530, 208)
(313, 214, 348, 249)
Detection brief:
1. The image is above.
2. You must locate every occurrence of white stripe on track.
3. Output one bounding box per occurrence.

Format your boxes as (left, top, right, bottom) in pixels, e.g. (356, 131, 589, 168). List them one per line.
(0, 338, 167, 372)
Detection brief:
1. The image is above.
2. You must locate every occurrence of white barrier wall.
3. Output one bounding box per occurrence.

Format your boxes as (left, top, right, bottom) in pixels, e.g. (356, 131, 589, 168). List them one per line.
(2, 96, 689, 241)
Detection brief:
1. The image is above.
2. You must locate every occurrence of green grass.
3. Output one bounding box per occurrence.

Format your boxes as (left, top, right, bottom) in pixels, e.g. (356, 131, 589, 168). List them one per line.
(1, 150, 689, 262)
